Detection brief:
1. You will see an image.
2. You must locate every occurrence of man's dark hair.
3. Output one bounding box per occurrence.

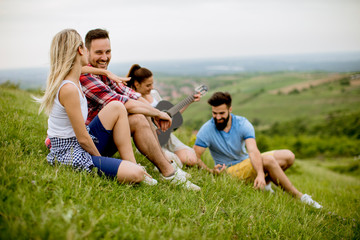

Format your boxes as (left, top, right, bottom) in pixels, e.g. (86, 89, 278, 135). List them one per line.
(207, 92, 232, 108)
(85, 28, 109, 50)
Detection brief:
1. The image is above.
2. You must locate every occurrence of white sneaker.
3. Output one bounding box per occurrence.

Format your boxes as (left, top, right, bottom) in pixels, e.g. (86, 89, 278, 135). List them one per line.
(138, 164, 158, 186)
(171, 161, 191, 179)
(143, 174, 158, 186)
(161, 169, 201, 191)
(164, 149, 183, 169)
(264, 183, 275, 194)
(153, 162, 191, 179)
(301, 194, 323, 209)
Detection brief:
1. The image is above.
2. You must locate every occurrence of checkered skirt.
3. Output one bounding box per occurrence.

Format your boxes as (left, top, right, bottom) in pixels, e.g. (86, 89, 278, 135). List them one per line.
(47, 137, 94, 173)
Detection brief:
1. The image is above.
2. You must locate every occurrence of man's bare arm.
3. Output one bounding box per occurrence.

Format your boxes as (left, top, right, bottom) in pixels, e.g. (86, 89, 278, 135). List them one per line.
(179, 92, 201, 114)
(245, 138, 266, 189)
(81, 66, 130, 83)
(194, 145, 226, 174)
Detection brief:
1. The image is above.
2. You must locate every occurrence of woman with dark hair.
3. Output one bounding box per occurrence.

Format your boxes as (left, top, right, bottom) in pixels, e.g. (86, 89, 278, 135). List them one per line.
(126, 64, 201, 169)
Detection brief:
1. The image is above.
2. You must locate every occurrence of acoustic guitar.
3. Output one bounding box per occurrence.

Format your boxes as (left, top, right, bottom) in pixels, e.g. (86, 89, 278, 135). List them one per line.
(155, 85, 208, 146)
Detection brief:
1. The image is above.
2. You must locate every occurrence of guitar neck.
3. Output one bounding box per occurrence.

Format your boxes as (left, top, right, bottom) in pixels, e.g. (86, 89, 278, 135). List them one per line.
(167, 95, 195, 117)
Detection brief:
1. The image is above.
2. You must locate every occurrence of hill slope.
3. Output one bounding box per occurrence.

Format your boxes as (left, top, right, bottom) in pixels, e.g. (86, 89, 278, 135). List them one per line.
(174, 72, 360, 129)
(1, 85, 359, 239)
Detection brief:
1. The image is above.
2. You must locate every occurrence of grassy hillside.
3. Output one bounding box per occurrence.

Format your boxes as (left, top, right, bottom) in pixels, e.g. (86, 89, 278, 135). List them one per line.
(1, 84, 360, 239)
(157, 72, 360, 129)
(168, 71, 360, 159)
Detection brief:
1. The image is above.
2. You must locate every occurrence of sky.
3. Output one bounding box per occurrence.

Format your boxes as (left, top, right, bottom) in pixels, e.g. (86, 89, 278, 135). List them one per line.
(0, 0, 360, 70)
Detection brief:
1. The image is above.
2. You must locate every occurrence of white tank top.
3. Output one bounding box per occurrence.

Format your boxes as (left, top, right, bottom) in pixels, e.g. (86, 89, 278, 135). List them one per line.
(47, 80, 88, 138)
(150, 89, 162, 107)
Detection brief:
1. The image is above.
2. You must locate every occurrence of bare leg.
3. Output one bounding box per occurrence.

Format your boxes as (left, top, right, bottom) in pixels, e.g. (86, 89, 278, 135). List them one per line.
(128, 114, 175, 177)
(262, 154, 303, 198)
(265, 149, 295, 184)
(146, 116, 160, 140)
(163, 149, 183, 168)
(273, 149, 295, 171)
(116, 161, 144, 184)
(145, 116, 173, 164)
(175, 149, 198, 166)
(98, 101, 136, 163)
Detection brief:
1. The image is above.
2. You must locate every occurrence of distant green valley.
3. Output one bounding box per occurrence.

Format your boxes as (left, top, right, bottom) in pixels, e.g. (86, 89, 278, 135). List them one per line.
(154, 71, 360, 159)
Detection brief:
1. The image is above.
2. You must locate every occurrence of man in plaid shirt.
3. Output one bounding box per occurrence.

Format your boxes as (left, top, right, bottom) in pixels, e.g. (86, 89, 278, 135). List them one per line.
(79, 28, 201, 190)
(81, 67, 141, 125)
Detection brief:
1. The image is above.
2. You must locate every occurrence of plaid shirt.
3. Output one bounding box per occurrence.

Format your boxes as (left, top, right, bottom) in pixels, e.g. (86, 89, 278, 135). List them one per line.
(80, 68, 141, 125)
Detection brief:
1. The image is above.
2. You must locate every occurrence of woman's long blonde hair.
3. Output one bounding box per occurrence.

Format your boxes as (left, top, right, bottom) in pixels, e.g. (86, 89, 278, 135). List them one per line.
(37, 29, 83, 115)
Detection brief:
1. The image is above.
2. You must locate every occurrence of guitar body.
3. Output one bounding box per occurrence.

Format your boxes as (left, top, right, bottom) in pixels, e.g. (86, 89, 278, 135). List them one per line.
(154, 85, 208, 146)
(155, 100, 183, 146)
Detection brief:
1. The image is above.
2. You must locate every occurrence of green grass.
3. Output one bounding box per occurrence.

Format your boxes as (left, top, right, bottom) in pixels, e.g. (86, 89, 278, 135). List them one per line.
(181, 72, 359, 129)
(317, 158, 360, 177)
(238, 81, 359, 127)
(1, 86, 360, 239)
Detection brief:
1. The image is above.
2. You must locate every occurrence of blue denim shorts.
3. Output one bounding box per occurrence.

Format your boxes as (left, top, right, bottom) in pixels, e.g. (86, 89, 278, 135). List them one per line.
(88, 115, 118, 157)
(88, 115, 122, 177)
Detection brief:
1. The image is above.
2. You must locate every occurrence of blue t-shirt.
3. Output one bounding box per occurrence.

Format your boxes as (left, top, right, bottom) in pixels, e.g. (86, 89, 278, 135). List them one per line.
(195, 114, 255, 167)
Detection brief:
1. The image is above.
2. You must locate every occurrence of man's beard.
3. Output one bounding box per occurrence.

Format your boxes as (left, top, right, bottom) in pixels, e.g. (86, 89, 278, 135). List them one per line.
(214, 114, 230, 130)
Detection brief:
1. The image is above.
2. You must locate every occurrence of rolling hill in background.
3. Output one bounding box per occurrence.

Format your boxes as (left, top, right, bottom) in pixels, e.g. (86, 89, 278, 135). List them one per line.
(178, 71, 360, 130)
(1, 52, 360, 89)
(1, 52, 359, 133)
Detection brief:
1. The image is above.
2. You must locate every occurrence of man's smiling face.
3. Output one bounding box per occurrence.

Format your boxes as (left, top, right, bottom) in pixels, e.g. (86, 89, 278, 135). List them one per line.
(88, 38, 111, 69)
(212, 104, 232, 130)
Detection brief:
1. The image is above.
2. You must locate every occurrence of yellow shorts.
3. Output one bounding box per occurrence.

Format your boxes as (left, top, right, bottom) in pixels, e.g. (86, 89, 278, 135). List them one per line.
(226, 151, 275, 181)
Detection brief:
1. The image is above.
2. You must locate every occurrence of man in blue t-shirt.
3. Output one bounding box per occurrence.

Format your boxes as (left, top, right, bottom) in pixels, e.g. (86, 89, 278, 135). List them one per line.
(194, 92, 322, 209)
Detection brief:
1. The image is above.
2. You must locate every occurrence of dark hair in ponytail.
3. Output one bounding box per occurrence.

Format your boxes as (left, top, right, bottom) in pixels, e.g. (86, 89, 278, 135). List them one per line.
(126, 64, 153, 89)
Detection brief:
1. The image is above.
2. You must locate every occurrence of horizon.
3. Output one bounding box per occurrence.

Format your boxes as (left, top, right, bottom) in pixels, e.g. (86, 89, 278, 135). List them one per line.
(1, 51, 360, 90)
(0, 50, 359, 72)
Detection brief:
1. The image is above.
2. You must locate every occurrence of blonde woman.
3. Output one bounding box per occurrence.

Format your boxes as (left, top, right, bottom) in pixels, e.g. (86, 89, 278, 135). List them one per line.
(37, 29, 146, 184)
